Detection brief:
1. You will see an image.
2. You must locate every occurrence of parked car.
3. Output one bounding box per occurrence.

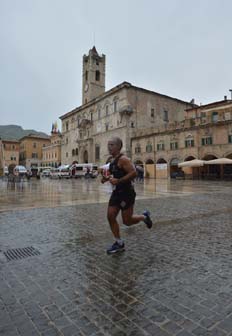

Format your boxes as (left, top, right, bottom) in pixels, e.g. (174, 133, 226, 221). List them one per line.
(13, 165, 27, 177)
(36, 167, 52, 178)
(50, 168, 61, 179)
(70, 163, 98, 178)
(58, 165, 71, 179)
(171, 170, 185, 179)
(41, 169, 51, 177)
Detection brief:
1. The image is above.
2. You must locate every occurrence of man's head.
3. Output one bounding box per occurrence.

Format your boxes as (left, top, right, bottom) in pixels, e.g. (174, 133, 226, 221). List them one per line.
(107, 137, 123, 156)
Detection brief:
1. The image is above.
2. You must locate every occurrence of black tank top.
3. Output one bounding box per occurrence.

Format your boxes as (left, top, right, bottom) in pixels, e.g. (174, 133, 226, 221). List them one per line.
(109, 154, 133, 192)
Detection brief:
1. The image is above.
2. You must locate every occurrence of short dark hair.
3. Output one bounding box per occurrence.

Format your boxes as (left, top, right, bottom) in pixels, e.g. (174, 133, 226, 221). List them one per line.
(110, 137, 123, 150)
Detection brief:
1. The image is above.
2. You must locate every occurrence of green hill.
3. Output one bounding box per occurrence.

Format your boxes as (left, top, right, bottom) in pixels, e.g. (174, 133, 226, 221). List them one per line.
(0, 125, 49, 140)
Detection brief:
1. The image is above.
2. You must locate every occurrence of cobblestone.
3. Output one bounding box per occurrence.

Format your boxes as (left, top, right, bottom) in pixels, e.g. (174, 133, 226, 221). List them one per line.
(0, 179, 232, 335)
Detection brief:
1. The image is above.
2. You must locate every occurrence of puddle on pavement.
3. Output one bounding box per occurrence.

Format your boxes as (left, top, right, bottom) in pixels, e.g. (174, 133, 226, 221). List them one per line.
(0, 177, 231, 212)
(65, 234, 95, 247)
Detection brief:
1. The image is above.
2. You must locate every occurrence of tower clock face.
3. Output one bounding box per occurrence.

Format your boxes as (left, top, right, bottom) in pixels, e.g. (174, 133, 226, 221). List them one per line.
(84, 83, 89, 92)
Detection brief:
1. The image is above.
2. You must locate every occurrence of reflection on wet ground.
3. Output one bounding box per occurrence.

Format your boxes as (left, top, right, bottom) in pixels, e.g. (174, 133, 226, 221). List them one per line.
(1, 178, 232, 335)
(0, 176, 232, 212)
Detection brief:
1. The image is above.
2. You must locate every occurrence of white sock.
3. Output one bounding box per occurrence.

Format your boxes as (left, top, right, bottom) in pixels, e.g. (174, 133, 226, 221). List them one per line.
(116, 238, 124, 245)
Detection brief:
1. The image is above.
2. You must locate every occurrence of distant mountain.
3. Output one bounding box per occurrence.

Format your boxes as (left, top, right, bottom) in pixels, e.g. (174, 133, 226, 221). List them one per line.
(0, 125, 49, 140)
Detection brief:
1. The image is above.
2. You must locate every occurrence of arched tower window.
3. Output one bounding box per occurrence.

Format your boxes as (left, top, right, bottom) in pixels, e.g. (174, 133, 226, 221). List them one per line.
(96, 70, 100, 81)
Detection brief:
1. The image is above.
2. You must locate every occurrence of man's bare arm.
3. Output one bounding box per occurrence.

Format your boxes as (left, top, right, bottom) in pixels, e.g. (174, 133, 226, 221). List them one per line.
(109, 156, 137, 185)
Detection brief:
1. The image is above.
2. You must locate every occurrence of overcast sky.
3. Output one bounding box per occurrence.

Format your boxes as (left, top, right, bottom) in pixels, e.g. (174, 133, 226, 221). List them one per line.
(1, 0, 232, 134)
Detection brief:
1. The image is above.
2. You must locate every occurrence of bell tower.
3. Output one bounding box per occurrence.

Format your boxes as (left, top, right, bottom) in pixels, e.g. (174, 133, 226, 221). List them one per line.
(82, 46, 105, 104)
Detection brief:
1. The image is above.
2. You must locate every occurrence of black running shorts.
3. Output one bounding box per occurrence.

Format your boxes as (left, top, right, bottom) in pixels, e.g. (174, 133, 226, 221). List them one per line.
(109, 188, 136, 210)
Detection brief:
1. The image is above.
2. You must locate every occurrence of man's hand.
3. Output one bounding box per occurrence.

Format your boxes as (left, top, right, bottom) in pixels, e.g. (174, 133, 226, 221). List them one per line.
(109, 177, 119, 185)
(101, 175, 110, 184)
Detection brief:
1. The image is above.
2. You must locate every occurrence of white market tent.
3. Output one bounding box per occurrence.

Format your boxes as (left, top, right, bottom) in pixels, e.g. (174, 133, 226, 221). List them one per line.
(178, 158, 232, 168)
(204, 158, 232, 165)
(178, 159, 205, 168)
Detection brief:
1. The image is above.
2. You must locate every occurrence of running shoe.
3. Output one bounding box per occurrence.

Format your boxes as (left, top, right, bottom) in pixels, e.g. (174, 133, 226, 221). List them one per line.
(107, 241, 125, 254)
(143, 210, 153, 229)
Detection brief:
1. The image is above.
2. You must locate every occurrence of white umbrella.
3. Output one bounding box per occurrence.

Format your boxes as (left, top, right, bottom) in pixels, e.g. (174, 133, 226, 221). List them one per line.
(178, 159, 205, 168)
(204, 158, 232, 165)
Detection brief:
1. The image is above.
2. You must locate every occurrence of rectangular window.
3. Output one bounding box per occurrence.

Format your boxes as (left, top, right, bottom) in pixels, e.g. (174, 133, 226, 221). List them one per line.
(146, 144, 152, 153)
(106, 105, 109, 116)
(33, 142, 36, 148)
(201, 137, 213, 146)
(32, 153, 38, 158)
(151, 108, 154, 117)
(66, 152, 68, 158)
(201, 112, 206, 118)
(229, 135, 232, 143)
(163, 110, 169, 122)
(170, 142, 178, 150)
(114, 101, 117, 113)
(157, 143, 165, 151)
(185, 139, 194, 147)
(212, 112, 218, 123)
(66, 121, 69, 132)
(105, 123, 109, 131)
(95, 146, 100, 160)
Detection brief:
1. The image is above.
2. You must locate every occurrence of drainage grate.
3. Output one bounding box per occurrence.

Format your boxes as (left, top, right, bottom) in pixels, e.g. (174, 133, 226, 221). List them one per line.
(3, 246, 40, 261)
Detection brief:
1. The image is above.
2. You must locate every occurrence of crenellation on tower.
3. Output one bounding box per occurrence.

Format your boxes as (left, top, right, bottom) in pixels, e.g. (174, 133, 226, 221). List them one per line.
(82, 46, 105, 104)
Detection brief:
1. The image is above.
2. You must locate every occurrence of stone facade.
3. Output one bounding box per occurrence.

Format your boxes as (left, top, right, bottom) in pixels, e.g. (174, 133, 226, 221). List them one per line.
(82, 46, 105, 104)
(131, 99, 232, 178)
(60, 47, 193, 166)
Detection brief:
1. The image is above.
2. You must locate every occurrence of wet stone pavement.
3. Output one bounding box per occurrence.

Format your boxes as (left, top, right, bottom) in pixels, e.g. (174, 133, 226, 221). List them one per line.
(0, 178, 232, 336)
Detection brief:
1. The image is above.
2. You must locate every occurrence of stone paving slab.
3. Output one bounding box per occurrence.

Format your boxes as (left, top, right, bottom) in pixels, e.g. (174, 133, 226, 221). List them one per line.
(0, 188, 232, 335)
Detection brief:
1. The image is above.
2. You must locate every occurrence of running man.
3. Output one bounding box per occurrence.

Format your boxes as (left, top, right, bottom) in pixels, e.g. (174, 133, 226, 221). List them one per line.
(101, 137, 153, 254)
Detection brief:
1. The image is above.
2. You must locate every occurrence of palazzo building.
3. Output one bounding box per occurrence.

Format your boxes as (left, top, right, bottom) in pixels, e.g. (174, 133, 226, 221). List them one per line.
(131, 98, 232, 178)
(60, 46, 232, 179)
(1, 139, 19, 170)
(60, 47, 194, 166)
(19, 134, 50, 173)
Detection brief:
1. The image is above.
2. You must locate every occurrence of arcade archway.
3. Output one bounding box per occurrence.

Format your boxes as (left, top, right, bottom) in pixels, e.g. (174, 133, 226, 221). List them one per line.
(156, 158, 168, 179)
(157, 158, 167, 164)
(224, 153, 232, 178)
(202, 154, 219, 179)
(184, 156, 196, 161)
(145, 159, 155, 178)
(170, 158, 180, 178)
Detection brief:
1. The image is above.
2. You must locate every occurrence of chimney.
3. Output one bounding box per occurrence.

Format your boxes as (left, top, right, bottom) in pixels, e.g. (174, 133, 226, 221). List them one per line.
(224, 95, 227, 100)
